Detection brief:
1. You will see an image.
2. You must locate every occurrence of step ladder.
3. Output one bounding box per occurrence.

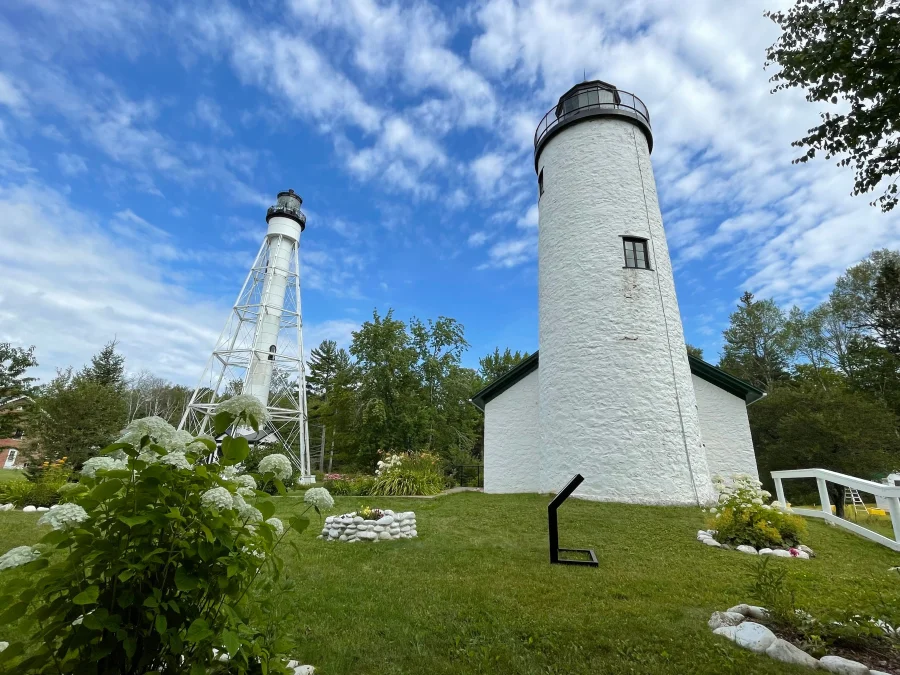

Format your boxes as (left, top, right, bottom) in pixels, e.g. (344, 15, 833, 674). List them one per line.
(844, 487, 870, 517)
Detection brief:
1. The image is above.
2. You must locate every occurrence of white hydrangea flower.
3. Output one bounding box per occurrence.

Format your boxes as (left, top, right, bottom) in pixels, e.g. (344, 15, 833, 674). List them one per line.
(38, 503, 89, 530)
(232, 474, 257, 491)
(159, 452, 192, 470)
(220, 465, 242, 480)
(266, 517, 284, 537)
(117, 416, 178, 448)
(237, 487, 255, 497)
(201, 487, 234, 511)
(231, 493, 263, 523)
(258, 454, 293, 481)
(241, 545, 265, 560)
(709, 506, 717, 514)
(0, 545, 41, 570)
(752, 497, 764, 505)
(81, 456, 127, 478)
(167, 429, 197, 453)
(304, 487, 334, 511)
(137, 448, 160, 465)
(216, 394, 269, 422)
(185, 434, 215, 452)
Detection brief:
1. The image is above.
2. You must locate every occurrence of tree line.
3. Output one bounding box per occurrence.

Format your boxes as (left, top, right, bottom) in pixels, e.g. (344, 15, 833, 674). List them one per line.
(715, 249, 900, 512)
(0, 316, 531, 473)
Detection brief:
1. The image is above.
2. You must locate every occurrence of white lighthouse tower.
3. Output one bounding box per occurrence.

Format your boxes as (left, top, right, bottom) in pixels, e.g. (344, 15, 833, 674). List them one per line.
(534, 81, 715, 505)
(180, 190, 313, 482)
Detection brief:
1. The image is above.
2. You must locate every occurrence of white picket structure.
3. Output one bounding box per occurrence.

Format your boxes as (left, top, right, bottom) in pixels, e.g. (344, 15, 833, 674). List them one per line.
(771, 468, 900, 552)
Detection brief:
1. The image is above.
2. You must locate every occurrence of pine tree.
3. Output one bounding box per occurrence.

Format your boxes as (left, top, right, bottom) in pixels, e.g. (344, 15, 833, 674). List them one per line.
(80, 340, 126, 391)
(306, 340, 350, 398)
(478, 347, 530, 383)
(720, 292, 793, 390)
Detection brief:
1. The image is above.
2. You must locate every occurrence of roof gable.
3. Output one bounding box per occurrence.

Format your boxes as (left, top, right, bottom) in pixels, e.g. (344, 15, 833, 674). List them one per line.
(470, 351, 764, 410)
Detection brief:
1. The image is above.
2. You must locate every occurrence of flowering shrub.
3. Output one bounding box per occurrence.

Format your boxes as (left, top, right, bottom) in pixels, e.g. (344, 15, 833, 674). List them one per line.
(375, 453, 403, 476)
(324, 473, 344, 481)
(705, 474, 806, 549)
(0, 408, 332, 674)
(356, 505, 385, 521)
(304, 487, 335, 511)
(370, 450, 444, 496)
(0, 459, 72, 507)
(258, 453, 294, 482)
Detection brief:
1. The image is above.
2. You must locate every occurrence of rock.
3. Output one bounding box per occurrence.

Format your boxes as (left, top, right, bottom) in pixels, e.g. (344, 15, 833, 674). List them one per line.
(772, 549, 792, 558)
(818, 655, 870, 674)
(357, 530, 377, 541)
(870, 671, 893, 675)
(363, 520, 376, 527)
(376, 515, 394, 526)
(727, 604, 751, 616)
(708, 611, 746, 630)
(736, 545, 758, 555)
(798, 544, 815, 558)
(316, 535, 323, 540)
(746, 606, 769, 620)
(764, 639, 819, 668)
(703, 538, 722, 547)
(328, 529, 340, 538)
(0, 504, 13, 511)
(325, 516, 334, 525)
(797, 551, 810, 560)
(353, 516, 363, 523)
(400, 525, 411, 532)
(36, 507, 49, 512)
(22, 505, 36, 512)
(293, 666, 315, 675)
(410, 530, 417, 537)
(378, 531, 392, 540)
(759, 548, 774, 555)
(697, 530, 712, 540)
(374, 526, 385, 533)
(338, 534, 348, 542)
(713, 622, 777, 653)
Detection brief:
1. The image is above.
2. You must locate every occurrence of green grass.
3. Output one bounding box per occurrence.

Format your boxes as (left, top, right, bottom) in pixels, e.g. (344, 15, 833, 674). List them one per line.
(0, 469, 25, 483)
(2, 493, 899, 674)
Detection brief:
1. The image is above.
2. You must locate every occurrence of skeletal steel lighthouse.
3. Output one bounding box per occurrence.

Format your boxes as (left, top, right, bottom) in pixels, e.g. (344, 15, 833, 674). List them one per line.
(180, 190, 312, 482)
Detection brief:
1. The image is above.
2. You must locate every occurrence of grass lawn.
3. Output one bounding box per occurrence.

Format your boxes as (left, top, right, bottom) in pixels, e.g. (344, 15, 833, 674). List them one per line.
(2, 493, 899, 674)
(0, 469, 25, 482)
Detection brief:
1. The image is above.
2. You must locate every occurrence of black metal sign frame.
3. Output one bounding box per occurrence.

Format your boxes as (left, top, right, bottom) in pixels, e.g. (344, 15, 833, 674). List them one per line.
(548, 474, 598, 567)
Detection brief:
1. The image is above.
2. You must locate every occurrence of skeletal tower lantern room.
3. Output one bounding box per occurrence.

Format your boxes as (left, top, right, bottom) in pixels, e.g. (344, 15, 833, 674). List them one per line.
(180, 190, 312, 481)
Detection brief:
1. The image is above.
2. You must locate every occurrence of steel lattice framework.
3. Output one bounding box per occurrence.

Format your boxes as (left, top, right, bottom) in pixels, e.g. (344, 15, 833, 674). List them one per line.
(180, 192, 311, 477)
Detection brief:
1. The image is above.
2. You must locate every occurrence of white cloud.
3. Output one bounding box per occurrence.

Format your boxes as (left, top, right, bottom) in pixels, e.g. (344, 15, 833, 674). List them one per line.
(0, 73, 27, 112)
(479, 233, 537, 269)
(194, 97, 232, 136)
(468, 231, 488, 247)
(57, 152, 87, 176)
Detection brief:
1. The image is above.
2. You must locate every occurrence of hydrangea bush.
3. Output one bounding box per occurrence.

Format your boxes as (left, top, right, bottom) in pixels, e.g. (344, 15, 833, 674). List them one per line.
(704, 474, 806, 549)
(0, 402, 332, 674)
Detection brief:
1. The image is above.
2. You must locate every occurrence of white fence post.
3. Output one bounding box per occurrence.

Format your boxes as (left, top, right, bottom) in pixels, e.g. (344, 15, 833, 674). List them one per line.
(887, 496, 900, 543)
(774, 475, 786, 507)
(816, 478, 831, 516)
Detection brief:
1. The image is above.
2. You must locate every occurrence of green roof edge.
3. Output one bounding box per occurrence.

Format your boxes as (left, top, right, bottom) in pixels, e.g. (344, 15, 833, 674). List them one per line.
(469, 351, 764, 411)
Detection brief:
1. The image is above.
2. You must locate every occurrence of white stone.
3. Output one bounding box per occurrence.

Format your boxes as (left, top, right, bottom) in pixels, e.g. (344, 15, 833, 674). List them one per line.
(746, 606, 769, 620)
(316, 535, 323, 540)
(36, 507, 49, 512)
(378, 531, 391, 540)
(798, 544, 815, 557)
(708, 611, 745, 630)
(759, 548, 774, 556)
(727, 604, 751, 616)
(374, 526, 385, 533)
(736, 545, 758, 555)
(703, 538, 721, 547)
(328, 529, 340, 538)
(357, 531, 377, 541)
(0, 503, 13, 511)
(293, 666, 315, 675)
(22, 505, 36, 512)
(409, 530, 417, 537)
(713, 622, 776, 653)
(353, 516, 363, 523)
(325, 516, 334, 525)
(338, 534, 348, 542)
(376, 515, 394, 526)
(818, 655, 870, 674)
(363, 520, 376, 527)
(797, 551, 810, 560)
(764, 639, 819, 668)
(771, 549, 792, 558)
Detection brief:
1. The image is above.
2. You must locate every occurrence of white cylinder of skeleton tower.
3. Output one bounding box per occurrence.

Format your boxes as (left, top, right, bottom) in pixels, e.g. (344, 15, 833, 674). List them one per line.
(534, 81, 715, 505)
(244, 190, 305, 407)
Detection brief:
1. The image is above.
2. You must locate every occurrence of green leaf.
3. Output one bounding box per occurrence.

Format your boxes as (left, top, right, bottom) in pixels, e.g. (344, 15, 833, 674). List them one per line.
(90, 478, 123, 502)
(185, 618, 212, 643)
(224, 436, 250, 463)
(40, 529, 70, 546)
(0, 602, 28, 625)
(214, 410, 235, 436)
(22, 557, 49, 572)
(143, 596, 159, 608)
(124, 637, 137, 659)
(289, 516, 310, 534)
(174, 567, 199, 591)
(118, 569, 135, 582)
(193, 436, 217, 452)
(222, 629, 241, 657)
(72, 586, 100, 606)
(101, 442, 133, 456)
(274, 479, 286, 496)
(258, 500, 276, 520)
(247, 412, 259, 432)
(155, 614, 167, 635)
(0, 641, 24, 663)
(118, 515, 150, 528)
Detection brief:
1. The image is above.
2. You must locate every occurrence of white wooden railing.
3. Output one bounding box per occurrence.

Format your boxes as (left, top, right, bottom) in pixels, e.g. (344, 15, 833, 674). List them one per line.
(771, 469, 900, 552)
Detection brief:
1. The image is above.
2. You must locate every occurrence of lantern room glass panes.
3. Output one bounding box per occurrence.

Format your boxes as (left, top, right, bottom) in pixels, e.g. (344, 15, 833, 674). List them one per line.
(623, 237, 650, 269)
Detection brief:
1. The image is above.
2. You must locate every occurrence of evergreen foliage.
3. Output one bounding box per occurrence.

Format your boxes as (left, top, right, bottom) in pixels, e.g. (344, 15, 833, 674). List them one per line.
(0, 343, 37, 439)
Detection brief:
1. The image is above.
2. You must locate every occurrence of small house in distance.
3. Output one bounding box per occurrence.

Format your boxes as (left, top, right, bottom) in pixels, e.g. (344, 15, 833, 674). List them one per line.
(471, 80, 764, 505)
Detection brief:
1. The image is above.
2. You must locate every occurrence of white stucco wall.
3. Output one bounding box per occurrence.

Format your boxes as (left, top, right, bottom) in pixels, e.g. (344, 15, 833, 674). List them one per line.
(483, 369, 541, 494)
(536, 116, 715, 505)
(692, 374, 759, 481)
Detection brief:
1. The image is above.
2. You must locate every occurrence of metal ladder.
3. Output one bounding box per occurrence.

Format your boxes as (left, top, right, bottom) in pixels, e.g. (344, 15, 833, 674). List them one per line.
(844, 487, 870, 517)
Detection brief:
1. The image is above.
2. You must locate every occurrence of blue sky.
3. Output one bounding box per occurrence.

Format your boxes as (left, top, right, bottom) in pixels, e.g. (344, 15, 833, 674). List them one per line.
(1, 0, 899, 385)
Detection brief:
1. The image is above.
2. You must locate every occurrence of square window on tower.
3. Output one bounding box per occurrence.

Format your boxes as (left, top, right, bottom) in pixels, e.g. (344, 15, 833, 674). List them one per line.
(622, 237, 651, 270)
